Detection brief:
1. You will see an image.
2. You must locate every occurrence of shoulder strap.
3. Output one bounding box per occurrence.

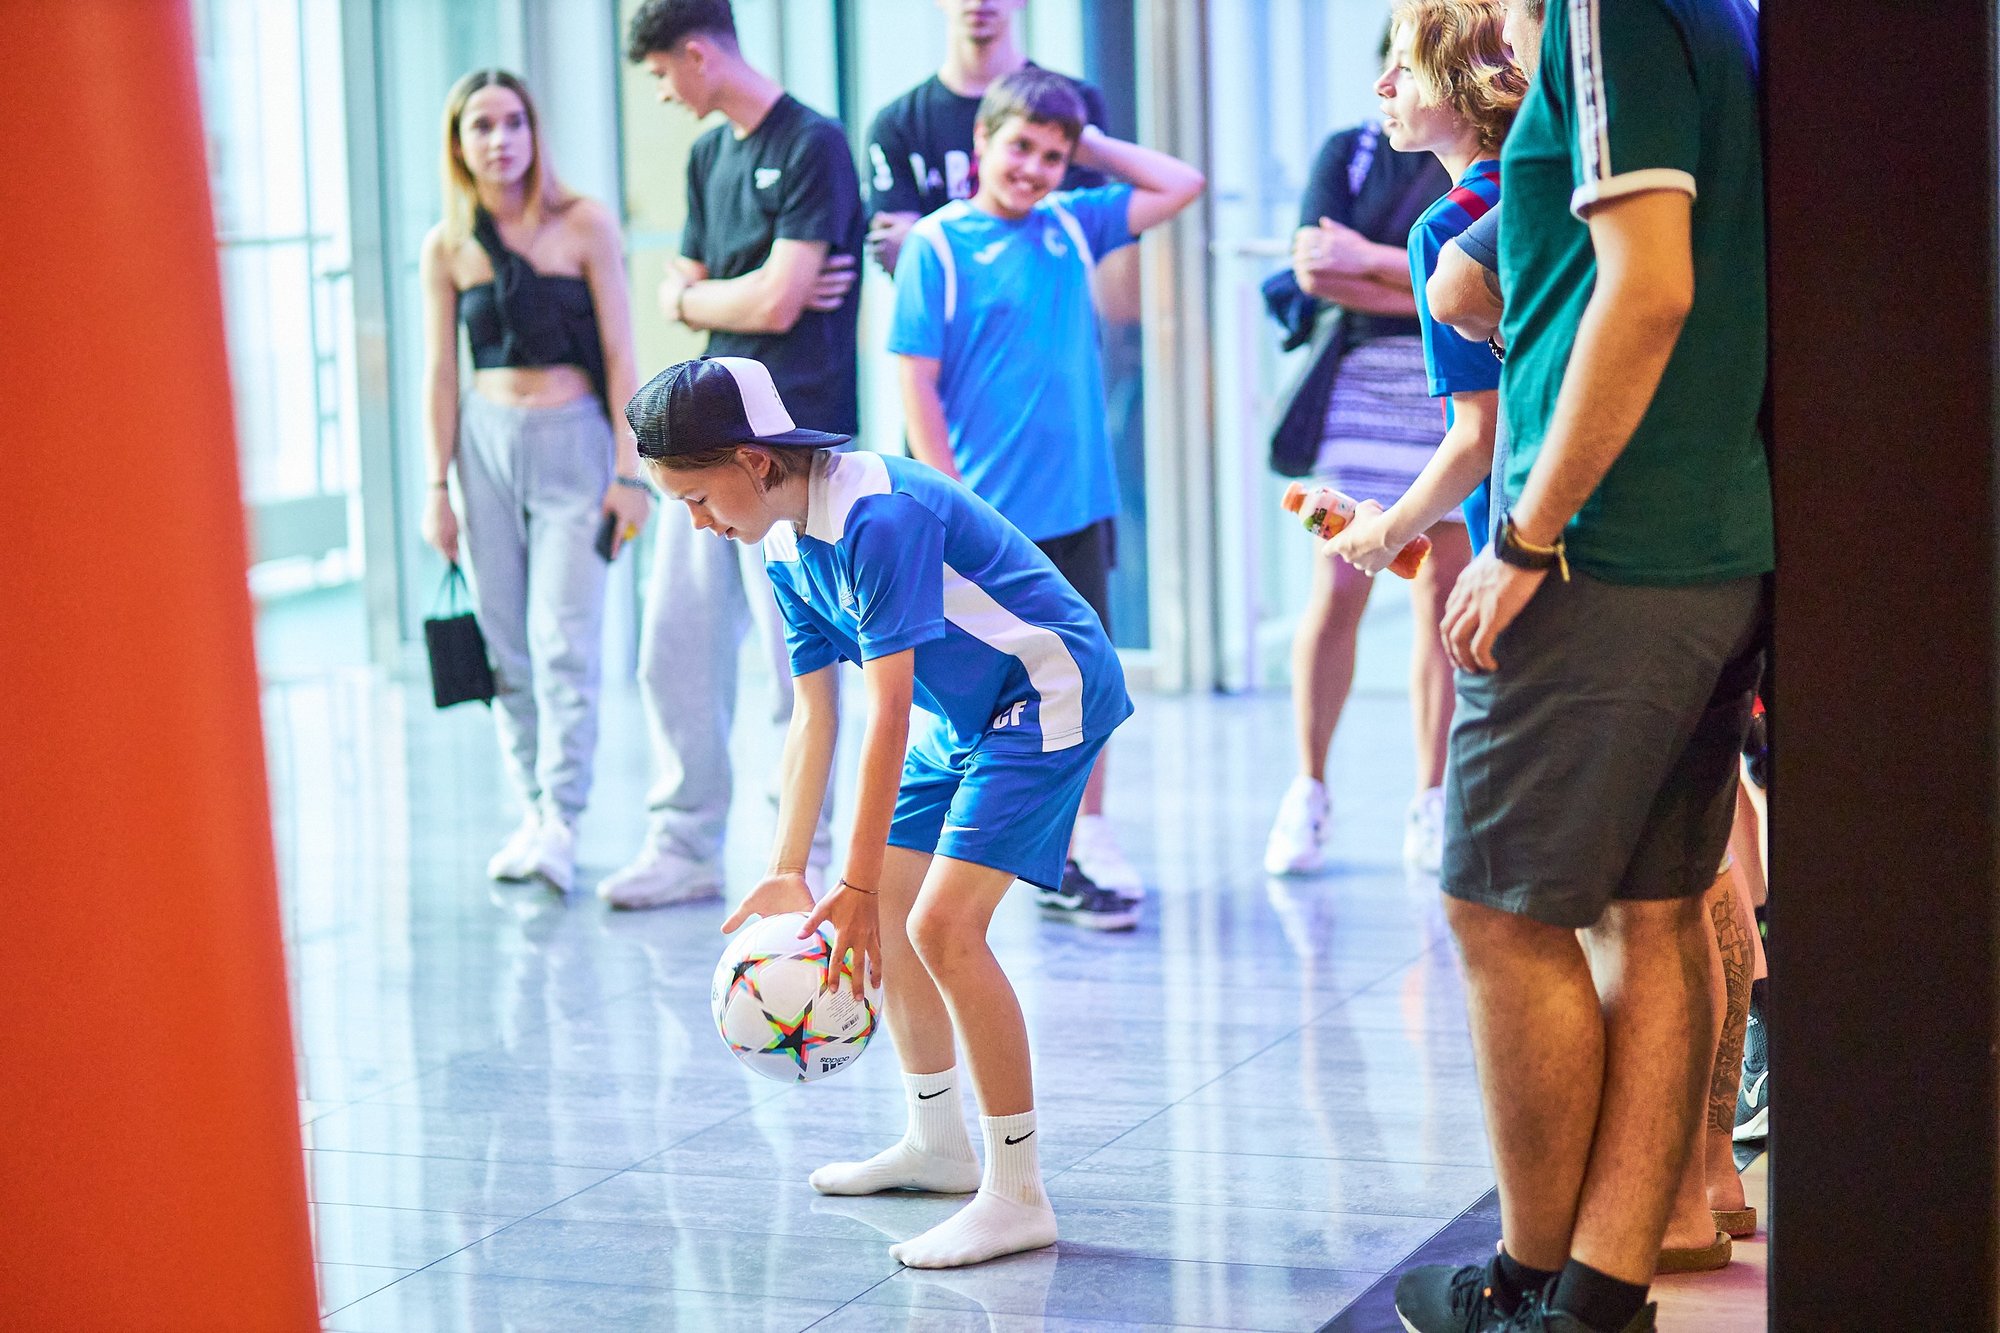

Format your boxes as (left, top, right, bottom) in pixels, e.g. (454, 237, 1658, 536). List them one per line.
(1045, 197, 1096, 274)
(1354, 153, 1450, 247)
(1345, 122, 1381, 198)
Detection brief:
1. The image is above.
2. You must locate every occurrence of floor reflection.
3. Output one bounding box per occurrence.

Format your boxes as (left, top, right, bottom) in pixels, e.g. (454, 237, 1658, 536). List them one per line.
(275, 605, 1494, 1331)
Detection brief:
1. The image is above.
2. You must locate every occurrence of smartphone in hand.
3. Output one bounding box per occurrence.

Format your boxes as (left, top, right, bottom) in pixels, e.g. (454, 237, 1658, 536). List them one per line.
(594, 510, 620, 562)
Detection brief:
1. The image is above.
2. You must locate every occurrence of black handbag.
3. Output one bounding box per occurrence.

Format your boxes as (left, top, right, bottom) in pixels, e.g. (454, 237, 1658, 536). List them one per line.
(1266, 306, 1348, 478)
(423, 564, 495, 709)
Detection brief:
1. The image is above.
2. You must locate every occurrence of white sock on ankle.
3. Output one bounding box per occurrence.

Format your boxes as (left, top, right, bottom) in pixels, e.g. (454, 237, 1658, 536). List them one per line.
(888, 1109, 1058, 1268)
(808, 1067, 980, 1196)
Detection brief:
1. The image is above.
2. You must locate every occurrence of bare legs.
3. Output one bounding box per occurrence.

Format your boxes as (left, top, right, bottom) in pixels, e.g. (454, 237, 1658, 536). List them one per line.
(820, 848, 1057, 1268)
(903, 856, 1035, 1114)
(1290, 546, 1375, 781)
(1450, 893, 1717, 1282)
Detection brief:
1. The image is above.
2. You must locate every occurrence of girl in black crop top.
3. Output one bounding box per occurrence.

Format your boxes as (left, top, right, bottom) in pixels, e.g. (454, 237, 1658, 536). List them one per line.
(418, 69, 652, 893)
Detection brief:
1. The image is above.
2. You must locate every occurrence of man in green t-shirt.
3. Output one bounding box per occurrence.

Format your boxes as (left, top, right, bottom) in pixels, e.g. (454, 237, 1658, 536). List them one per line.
(1392, 2, 1772, 1332)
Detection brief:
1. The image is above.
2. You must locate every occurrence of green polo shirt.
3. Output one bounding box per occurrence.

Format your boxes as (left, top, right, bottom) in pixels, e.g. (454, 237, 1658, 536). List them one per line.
(1498, 0, 1773, 584)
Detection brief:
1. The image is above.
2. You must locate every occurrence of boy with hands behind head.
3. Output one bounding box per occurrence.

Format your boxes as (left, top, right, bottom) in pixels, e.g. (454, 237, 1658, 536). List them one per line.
(890, 68, 1202, 922)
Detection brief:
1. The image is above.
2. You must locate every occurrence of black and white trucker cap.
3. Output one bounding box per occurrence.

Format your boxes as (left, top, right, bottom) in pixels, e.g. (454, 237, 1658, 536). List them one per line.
(626, 356, 852, 460)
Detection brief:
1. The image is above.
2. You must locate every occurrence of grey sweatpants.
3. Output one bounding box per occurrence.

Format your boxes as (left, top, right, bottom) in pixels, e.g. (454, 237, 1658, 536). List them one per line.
(637, 509, 833, 866)
(457, 393, 613, 822)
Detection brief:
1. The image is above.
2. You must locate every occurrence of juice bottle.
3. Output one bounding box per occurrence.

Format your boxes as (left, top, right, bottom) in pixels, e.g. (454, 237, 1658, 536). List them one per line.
(1280, 482, 1432, 579)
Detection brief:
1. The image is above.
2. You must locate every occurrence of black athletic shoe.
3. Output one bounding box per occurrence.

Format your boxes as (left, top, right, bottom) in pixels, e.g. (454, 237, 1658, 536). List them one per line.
(1038, 861, 1139, 931)
(1394, 1259, 1525, 1333)
(1501, 1294, 1657, 1333)
(1733, 993, 1768, 1142)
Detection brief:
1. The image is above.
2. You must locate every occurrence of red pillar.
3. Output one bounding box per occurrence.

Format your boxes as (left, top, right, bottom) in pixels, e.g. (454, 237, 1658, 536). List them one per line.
(0, 3, 318, 1327)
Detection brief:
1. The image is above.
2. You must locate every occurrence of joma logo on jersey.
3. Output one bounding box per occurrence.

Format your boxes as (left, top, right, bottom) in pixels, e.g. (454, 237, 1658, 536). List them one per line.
(991, 701, 1028, 730)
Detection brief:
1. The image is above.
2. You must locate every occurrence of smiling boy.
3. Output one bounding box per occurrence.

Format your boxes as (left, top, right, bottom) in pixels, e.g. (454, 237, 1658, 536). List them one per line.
(888, 67, 1202, 925)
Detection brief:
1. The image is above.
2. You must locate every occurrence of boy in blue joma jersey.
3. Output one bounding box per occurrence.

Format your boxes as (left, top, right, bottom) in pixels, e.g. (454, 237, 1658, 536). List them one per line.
(889, 67, 1202, 912)
(627, 355, 1132, 1271)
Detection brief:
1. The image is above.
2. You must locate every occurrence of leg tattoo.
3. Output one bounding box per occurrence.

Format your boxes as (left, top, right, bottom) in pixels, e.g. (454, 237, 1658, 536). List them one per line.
(1708, 876, 1754, 1135)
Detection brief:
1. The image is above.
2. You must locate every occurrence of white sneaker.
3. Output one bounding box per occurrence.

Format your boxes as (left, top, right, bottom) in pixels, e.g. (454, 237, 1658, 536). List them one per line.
(1071, 814, 1144, 902)
(1404, 786, 1446, 875)
(529, 817, 577, 894)
(486, 812, 541, 881)
(597, 844, 724, 910)
(1264, 776, 1330, 876)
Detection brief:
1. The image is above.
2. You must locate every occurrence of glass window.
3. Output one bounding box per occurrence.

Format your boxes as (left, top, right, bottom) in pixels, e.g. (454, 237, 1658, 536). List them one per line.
(1206, 0, 1402, 687)
(194, 0, 359, 596)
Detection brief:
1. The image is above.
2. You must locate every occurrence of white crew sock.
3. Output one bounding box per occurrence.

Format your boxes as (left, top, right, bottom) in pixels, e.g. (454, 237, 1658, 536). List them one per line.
(889, 1109, 1058, 1269)
(808, 1067, 980, 1196)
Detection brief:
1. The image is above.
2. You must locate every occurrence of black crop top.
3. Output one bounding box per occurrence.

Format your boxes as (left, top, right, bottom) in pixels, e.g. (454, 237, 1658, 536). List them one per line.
(458, 209, 608, 412)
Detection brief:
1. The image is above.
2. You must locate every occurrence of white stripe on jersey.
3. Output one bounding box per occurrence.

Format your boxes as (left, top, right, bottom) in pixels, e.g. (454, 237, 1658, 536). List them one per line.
(1564, 0, 1698, 216)
(940, 562, 1085, 752)
(909, 202, 973, 324)
(805, 449, 892, 543)
(1570, 0, 1610, 201)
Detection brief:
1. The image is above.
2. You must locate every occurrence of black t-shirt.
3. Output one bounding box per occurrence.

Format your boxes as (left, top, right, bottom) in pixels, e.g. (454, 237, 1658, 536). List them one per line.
(683, 94, 864, 433)
(1299, 123, 1450, 345)
(864, 66, 1108, 218)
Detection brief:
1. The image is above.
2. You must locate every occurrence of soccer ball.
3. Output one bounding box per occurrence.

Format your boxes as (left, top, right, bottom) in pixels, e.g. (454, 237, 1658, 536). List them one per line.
(711, 911, 881, 1084)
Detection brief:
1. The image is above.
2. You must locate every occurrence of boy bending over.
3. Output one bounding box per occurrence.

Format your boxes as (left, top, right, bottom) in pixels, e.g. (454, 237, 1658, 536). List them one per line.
(627, 355, 1132, 1269)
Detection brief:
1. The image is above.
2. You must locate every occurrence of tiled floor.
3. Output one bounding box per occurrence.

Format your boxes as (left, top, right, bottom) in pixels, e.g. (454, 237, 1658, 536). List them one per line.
(267, 584, 1763, 1331)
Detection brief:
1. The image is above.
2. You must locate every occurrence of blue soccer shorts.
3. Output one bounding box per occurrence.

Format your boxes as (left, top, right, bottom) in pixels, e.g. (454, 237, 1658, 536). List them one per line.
(888, 713, 1104, 891)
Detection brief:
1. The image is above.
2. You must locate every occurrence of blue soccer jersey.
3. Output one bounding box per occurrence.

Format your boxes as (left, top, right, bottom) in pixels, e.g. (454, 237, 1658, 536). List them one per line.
(764, 450, 1132, 753)
(1408, 157, 1504, 546)
(886, 184, 1134, 542)
(1410, 159, 1503, 398)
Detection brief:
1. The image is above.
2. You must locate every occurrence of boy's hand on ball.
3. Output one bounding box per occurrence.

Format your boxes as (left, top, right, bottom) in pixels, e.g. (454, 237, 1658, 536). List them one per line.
(801, 881, 881, 1000)
(721, 871, 814, 934)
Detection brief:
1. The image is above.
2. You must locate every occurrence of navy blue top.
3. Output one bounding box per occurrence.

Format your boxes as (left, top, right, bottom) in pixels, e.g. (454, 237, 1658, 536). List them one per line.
(458, 209, 608, 413)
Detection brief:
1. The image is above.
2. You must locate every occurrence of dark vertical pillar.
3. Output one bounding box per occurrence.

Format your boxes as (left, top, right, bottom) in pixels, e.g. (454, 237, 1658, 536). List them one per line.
(1763, 1, 2000, 1325)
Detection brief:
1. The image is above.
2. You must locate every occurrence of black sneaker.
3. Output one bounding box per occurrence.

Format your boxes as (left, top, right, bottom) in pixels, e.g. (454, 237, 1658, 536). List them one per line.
(1038, 861, 1139, 931)
(1502, 1294, 1657, 1333)
(1393, 1259, 1527, 1333)
(1733, 992, 1768, 1142)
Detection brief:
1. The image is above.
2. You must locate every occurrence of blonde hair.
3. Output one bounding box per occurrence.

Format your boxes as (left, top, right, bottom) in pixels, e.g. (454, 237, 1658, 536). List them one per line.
(1390, 0, 1527, 153)
(439, 70, 572, 247)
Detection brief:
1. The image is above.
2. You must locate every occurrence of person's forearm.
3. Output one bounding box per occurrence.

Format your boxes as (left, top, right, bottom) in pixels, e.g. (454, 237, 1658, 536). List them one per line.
(1345, 238, 1411, 285)
(1428, 246, 1504, 343)
(1380, 415, 1495, 546)
(842, 683, 912, 893)
(770, 685, 838, 875)
(1301, 273, 1419, 317)
(422, 366, 458, 483)
(1073, 127, 1204, 201)
(680, 269, 801, 336)
(600, 348, 642, 472)
(1509, 279, 1689, 545)
(899, 366, 960, 479)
